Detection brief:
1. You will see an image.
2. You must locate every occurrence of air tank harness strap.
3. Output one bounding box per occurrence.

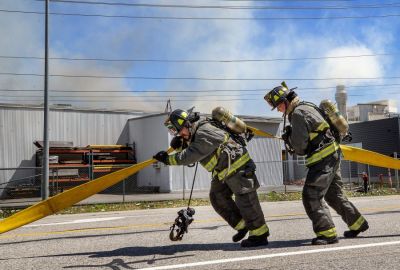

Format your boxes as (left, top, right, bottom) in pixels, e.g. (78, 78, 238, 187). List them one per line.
(203, 133, 230, 172)
(306, 142, 339, 167)
(213, 152, 250, 181)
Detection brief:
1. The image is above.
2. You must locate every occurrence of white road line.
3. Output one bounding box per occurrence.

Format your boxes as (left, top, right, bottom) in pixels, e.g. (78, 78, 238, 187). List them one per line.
(137, 240, 400, 270)
(24, 217, 125, 227)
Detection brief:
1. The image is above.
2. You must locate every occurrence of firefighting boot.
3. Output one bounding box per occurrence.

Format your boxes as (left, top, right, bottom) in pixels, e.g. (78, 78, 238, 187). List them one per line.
(344, 221, 369, 238)
(240, 232, 269, 248)
(311, 236, 339, 245)
(232, 228, 248, 242)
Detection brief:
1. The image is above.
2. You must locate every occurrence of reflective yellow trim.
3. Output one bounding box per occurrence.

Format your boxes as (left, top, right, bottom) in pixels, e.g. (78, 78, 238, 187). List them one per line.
(316, 227, 337, 238)
(203, 155, 218, 172)
(349, 216, 366, 231)
(309, 121, 330, 141)
(273, 95, 280, 101)
(249, 224, 269, 236)
(177, 119, 184, 125)
(234, 219, 246, 230)
(168, 155, 178, 165)
(222, 133, 230, 144)
(216, 152, 250, 181)
(204, 134, 230, 172)
(306, 142, 339, 166)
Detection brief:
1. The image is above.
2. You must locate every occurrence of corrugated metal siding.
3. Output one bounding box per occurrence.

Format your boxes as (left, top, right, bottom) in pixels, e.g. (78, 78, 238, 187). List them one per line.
(0, 106, 142, 192)
(248, 137, 283, 186)
(343, 117, 400, 180)
(349, 117, 400, 155)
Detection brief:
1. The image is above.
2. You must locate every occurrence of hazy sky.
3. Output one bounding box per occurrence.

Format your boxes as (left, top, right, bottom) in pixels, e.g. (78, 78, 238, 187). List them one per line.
(1, 0, 399, 116)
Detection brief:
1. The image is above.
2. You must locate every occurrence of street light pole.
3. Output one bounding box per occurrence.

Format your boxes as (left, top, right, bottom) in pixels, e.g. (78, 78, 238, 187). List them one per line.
(41, 0, 50, 200)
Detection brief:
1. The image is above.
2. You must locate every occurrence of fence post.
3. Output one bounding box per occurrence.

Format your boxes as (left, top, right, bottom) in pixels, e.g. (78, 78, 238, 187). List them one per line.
(122, 179, 126, 204)
(182, 166, 185, 200)
(367, 164, 371, 190)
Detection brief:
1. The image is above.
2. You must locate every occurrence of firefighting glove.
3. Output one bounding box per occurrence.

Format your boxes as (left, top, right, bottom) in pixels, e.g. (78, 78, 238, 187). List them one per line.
(342, 132, 352, 143)
(281, 125, 292, 142)
(153, 151, 169, 165)
(245, 129, 254, 142)
(170, 136, 183, 150)
(282, 126, 295, 154)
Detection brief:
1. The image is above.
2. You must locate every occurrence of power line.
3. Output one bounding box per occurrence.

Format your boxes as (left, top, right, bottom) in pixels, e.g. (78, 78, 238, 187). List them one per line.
(0, 83, 399, 93)
(221, 0, 354, 2)
(3, 8, 400, 21)
(0, 98, 257, 102)
(222, 0, 353, 1)
(0, 53, 396, 63)
(2, 92, 399, 104)
(46, 0, 400, 10)
(0, 92, 368, 98)
(1, 72, 400, 81)
(1, 94, 265, 98)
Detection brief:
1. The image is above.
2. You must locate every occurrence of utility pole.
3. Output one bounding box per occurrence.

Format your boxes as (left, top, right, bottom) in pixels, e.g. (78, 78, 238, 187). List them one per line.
(42, 0, 50, 200)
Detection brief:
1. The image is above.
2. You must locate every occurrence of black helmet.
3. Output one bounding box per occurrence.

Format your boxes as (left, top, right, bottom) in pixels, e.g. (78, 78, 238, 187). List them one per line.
(264, 81, 297, 110)
(164, 109, 190, 135)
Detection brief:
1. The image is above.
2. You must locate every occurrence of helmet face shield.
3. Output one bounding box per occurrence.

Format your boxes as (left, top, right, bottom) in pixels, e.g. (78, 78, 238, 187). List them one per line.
(264, 92, 278, 109)
(164, 109, 189, 135)
(164, 120, 179, 136)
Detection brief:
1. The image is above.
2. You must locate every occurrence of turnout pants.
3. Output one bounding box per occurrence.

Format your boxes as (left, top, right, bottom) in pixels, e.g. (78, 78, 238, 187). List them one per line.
(303, 151, 367, 238)
(209, 167, 268, 236)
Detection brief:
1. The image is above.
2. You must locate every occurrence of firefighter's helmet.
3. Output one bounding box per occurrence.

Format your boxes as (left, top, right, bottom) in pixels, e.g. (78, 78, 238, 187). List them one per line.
(164, 109, 189, 135)
(264, 84, 290, 110)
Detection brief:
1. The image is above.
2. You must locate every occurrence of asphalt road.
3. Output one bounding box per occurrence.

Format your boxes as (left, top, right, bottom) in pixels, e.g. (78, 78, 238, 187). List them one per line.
(1, 195, 400, 270)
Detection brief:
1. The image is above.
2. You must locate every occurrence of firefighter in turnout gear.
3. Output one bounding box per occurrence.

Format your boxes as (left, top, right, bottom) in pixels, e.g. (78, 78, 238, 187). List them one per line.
(264, 83, 369, 245)
(153, 109, 269, 247)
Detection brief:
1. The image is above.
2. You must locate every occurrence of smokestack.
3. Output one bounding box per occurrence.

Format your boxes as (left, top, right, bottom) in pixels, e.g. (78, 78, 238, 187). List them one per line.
(335, 85, 348, 120)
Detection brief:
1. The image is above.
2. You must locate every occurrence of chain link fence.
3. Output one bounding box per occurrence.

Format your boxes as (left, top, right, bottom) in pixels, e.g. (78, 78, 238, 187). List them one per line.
(0, 165, 139, 206)
(281, 158, 400, 192)
(1, 159, 399, 208)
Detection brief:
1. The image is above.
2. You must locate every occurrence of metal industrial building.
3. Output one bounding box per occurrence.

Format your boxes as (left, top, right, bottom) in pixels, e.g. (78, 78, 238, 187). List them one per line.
(342, 117, 400, 183)
(0, 104, 283, 197)
(0, 103, 144, 198)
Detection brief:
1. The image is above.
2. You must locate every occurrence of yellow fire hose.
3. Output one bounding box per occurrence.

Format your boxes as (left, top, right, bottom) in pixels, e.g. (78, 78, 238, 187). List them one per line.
(1, 125, 399, 235)
(0, 148, 173, 234)
(247, 126, 400, 170)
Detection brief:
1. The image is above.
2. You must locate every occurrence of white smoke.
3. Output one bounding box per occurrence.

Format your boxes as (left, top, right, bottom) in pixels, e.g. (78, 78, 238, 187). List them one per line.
(316, 46, 383, 88)
(1, 1, 397, 114)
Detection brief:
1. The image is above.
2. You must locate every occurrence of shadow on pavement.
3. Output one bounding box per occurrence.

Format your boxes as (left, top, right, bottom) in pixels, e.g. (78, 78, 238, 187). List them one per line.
(0, 224, 224, 246)
(63, 255, 194, 269)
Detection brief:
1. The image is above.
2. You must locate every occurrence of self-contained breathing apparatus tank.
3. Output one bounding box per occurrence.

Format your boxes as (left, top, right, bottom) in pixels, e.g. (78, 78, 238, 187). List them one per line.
(319, 99, 349, 139)
(211, 106, 247, 134)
